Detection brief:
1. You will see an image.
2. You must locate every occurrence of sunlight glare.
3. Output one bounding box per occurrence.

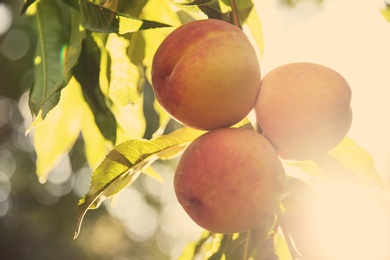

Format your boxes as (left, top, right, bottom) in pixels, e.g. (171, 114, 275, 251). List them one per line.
(312, 182, 389, 260)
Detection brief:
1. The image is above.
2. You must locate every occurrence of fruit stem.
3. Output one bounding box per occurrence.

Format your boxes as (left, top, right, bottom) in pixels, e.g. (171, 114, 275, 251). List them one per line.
(229, 0, 241, 29)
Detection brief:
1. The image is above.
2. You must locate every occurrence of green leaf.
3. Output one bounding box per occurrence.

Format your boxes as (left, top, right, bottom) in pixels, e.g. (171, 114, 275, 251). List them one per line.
(62, 0, 80, 10)
(78, 0, 171, 34)
(74, 127, 205, 239)
(33, 77, 85, 182)
(29, 0, 85, 120)
(73, 32, 117, 144)
(173, 0, 225, 20)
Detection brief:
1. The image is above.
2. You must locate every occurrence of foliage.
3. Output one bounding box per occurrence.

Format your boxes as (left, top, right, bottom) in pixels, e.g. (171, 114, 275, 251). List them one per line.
(21, 0, 387, 259)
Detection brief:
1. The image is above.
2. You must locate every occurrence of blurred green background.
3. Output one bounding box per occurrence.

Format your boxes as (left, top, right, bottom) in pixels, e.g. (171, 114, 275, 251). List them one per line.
(0, 1, 203, 259)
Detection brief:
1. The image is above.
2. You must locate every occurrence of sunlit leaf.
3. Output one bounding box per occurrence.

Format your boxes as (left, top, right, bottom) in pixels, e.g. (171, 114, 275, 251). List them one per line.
(141, 0, 181, 76)
(113, 98, 146, 144)
(128, 31, 146, 67)
(173, 0, 225, 20)
(178, 231, 222, 259)
(73, 32, 117, 144)
(80, 103, 113, 170)
(243, 6, 264, 59)
(142, 166, 164, 183)
(74, 127, 205, 238)
(381, 7, 390, 23)
(178, 217, 277, 260)
(289, 137, 383, 189)
(275, 233, 293, 260)
(21, 0, 36, 15)
(29, 1, 85, 120)
(152, 99, 172, 137)
(78, 0, 171, 34)
(92, 33, 110, 96)
(326, 137, 383, 188)
(33, 77, 85, 182)
(106, 33, 141, 106)
(140, 0, 182, 135)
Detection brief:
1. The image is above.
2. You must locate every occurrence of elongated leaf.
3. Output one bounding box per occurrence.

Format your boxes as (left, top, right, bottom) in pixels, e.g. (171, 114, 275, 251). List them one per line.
(29, 0, 85, 120)
(78, 0, 171, 34)
(73, 32, 117, 144)
(106, 33, 141, 106)
(62, 0, 80, 10)
(325, 137, 383, 187)
(381, 7, 390, 23)
(178, 231, 213, 260)
(21, 0, 36, 14)
(74, 127, 205, 238)
(290, 137, 383, 188)
(80, 101, 113, 170)
(180, 216, 277, 259)
(142, 166, 164, 183)
(244, 6, 264, 59)
(172, 0, 223, 18)
(113, 99, 146, 144)
(33, 77, 85, 182)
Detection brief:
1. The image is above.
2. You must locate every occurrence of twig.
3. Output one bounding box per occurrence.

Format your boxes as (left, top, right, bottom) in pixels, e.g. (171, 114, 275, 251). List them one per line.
(229, 0, 241, 29)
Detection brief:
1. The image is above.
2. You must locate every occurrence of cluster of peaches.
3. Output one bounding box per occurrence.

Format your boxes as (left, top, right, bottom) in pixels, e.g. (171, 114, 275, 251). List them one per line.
(151, 19, 352, 234)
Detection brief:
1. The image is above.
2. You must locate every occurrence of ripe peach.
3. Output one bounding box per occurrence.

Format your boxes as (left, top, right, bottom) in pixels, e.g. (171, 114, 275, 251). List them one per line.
(255, 62, 352, 160)
(174, 128, 286, 234)
(151, 19, 261, 130)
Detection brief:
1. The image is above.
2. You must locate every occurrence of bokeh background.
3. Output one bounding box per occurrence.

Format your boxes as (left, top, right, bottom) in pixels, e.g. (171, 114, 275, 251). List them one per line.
(1, 0, 390, 259)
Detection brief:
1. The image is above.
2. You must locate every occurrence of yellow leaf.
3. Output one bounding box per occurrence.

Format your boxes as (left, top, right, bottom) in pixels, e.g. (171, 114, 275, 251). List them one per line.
(33, 77, 84, 182)
(275, 233, 294, 260)
(81, 102, 113, 170)
(152, 98, 171, 137)
(141, 0, 181, 82)
(113, 96, 146, 144)
(243, 6, 264, 60)
(327, 137, 383, 188)
(290, 137, 383, 189)
(106, 33, 141, 106)
(380, 7, 390, 23)
(92, 33, 110, 97)
(142, 166, 164, 183)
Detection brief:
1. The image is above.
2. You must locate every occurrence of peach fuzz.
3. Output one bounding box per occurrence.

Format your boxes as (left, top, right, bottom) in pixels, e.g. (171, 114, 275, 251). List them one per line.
(151, 19, 261, 130)
(255, 62, 352, 160)
(174, 128, 286, 233)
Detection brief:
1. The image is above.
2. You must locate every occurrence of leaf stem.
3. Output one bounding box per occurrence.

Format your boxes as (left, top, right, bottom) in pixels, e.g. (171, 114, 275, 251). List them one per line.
(229, 0, 241, 29)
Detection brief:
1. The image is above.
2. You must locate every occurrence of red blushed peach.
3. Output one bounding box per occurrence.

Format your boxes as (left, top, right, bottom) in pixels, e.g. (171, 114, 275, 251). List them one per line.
(255, 62, 352, 160)
(174, 128, 286, 234)
(151, 19, 261, 130)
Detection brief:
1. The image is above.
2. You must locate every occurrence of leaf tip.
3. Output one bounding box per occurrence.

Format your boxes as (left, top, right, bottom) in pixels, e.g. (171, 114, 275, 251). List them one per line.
(73, 230, 80, 240)
(39, 176, 47, 184)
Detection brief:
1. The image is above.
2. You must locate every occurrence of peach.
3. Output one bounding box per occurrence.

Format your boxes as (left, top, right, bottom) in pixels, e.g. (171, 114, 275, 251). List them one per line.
(255, 62, 352, 160)
(151, 19, 261, 130)
(174, 128, 286, 233)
